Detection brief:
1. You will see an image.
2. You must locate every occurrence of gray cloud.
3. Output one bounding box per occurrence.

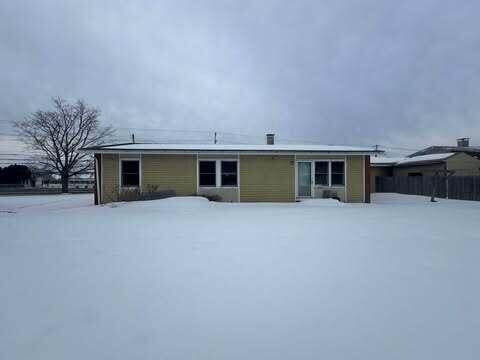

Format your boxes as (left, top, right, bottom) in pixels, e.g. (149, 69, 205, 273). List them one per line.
(1, 0, 480, 156)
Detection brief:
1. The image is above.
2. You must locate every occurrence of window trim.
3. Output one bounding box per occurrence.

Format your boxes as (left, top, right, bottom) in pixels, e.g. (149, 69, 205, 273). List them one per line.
(119, 157, 142, 190)
(197, 159, 239, 188)
(296, 159, 345, 193)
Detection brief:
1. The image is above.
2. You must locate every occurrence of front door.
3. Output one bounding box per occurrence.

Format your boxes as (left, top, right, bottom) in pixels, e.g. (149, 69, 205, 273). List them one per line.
(297, 162, 312, 197)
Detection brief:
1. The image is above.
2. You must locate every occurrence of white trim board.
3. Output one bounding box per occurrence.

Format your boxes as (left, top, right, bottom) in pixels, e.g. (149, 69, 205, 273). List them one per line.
(86, 150, 377, 156)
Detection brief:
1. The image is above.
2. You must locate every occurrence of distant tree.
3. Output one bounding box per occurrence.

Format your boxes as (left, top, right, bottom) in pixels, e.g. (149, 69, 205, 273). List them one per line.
(14, 97, 114, 193)
(0, 164, 32, 185)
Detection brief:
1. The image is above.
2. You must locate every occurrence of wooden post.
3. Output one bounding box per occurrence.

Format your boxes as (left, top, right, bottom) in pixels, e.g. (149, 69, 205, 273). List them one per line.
(430, 169, 455, 202)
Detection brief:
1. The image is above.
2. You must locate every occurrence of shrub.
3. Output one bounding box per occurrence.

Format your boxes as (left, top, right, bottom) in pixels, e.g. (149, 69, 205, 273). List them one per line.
(193, 193, 223, 202)
(322, 190, 340, 201)
(118, 188, 177, 202)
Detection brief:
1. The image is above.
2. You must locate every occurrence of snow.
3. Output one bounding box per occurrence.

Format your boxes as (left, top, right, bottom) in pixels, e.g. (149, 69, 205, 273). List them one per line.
(396, 152, 455, 166)
(1, 193, 480, 359)
(0, 194, 92, 213)
(370, 156, 404, 165)
(371, 153, 457, 167)
(87, 143, 377, 153)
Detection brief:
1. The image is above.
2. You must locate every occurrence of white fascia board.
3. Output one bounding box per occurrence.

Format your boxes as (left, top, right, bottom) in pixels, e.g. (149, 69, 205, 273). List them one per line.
(84, 150, 377, 156)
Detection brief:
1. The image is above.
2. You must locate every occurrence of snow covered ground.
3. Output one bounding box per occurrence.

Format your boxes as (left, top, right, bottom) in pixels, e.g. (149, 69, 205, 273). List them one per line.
(1, 193, 479, 359)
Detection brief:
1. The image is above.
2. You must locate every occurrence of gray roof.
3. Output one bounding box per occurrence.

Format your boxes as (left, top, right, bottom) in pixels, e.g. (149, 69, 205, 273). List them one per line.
(408, 146, 480, 159)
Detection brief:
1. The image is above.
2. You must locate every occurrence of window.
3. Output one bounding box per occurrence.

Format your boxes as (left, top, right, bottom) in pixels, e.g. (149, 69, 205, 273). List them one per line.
(314, 161, 329, 185)
(121, 160, 139, 187)
(331, 161, 345, 186)
(199, 160, 238, 187)
(199, 161, 216, 186)
(221, 161, 238, 186)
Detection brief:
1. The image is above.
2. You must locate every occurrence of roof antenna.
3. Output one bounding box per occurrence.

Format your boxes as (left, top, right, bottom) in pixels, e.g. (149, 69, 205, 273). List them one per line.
(131, 133, 135, 144)
(214, 132, 217, 144)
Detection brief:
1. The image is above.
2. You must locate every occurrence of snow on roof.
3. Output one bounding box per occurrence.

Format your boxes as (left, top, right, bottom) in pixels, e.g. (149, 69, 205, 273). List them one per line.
(396, 153, 455, 166)
(84, 143, 379, 153)
(370, 156, 404, 166)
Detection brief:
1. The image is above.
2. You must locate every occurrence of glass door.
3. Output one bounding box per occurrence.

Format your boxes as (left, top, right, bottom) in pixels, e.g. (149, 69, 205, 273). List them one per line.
(297, 162, 312, 197)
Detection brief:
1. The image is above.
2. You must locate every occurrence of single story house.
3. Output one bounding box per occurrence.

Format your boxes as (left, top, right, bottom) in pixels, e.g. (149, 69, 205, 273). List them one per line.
(408, 137, 480, 159)
(370, 151, 480, 192)
(82, 135, 377, 205)
(393, 152, 480, 177)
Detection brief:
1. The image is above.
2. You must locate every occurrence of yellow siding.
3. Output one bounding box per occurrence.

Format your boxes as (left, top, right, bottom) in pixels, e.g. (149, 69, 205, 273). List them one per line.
(446, 152, 480, 176)
(142, 154, 196, 196)
(347, 156, 364, 202)
(240, 155, 295, 202)
(393, 163, 444, 177)
(98, 153, 370, 204)
(101, 154, 119, 203)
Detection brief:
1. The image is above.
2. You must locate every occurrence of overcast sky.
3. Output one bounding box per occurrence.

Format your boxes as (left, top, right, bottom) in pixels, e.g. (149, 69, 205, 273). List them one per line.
(1, 0, 480, 160)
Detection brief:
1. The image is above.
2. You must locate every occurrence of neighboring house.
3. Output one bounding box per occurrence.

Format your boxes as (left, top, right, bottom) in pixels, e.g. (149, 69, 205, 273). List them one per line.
(30, 168, 53, 187)
(408, 137, 480, 159)
(393, 152, 480, 177)
(82, 134, 378, 205)
(370, 138, 480, 192)
(46, 174, 95, 190)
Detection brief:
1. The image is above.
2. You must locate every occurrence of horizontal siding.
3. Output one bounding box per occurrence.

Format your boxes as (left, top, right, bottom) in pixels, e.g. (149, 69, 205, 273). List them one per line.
(347, 156, 364, 203)
(393, 163, 444, 177)
(101, 154, 119, 203)
(142, 154, 196, 196)
(447, 153, 480, 176)
(240, 155, 295, 202)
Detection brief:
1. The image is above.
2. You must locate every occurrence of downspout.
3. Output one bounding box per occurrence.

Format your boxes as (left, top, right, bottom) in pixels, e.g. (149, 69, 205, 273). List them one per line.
(445, 162, 449, 199)
(237, 152, 241, 202)
(95, 153, 101, 205)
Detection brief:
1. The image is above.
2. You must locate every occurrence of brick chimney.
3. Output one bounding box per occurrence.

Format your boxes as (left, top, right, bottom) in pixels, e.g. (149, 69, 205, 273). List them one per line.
(457, 137, 470, 147)
(266, 133, 275, 145)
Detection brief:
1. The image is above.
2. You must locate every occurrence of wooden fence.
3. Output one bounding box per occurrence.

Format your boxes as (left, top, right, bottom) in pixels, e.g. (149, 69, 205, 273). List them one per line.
(375, 176, 480, 201)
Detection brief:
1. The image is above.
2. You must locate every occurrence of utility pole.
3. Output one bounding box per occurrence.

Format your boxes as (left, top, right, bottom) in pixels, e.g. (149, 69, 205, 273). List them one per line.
(374, 144, 379, 156)
(214, 132, 217, 144)
(131, 133, 135, 144)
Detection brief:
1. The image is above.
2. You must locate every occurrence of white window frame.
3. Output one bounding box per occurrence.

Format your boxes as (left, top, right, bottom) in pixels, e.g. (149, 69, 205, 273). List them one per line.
(197, 159, 239, 188)
(119, 157, 142, 191)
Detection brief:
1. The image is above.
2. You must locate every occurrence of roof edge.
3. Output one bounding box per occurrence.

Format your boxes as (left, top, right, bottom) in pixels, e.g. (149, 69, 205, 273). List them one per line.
(81, 149, 379, 156)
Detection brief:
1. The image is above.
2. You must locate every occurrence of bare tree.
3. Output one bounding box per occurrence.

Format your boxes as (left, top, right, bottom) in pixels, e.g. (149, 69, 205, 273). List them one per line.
(14, 97, 114, 193)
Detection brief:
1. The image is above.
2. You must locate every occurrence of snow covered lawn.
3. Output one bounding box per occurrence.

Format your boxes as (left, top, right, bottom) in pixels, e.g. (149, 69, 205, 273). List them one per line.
(1, 194, 479, 359)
